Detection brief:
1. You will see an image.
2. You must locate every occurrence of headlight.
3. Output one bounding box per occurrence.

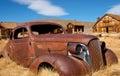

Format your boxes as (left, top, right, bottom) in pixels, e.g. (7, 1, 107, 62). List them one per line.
(67, 43, 83, 54)
(76, 45, 82, 53)
(67, 42, 93, 68)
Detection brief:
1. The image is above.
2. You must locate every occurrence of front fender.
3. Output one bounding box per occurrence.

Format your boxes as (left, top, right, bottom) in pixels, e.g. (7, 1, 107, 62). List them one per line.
(30, 53, 91, 76)
(102, 48, 118, 66)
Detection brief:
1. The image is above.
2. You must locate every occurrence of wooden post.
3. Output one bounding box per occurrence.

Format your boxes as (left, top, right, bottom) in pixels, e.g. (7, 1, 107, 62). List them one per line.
(72, 28, 74, 34)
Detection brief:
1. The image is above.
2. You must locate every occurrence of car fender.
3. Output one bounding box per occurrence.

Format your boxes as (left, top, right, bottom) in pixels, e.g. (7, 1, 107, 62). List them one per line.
(0, 49, 8, 58)
(29, 53, 91, 76)
(102, 48, 118, 66)
(100, 41, 118, 65)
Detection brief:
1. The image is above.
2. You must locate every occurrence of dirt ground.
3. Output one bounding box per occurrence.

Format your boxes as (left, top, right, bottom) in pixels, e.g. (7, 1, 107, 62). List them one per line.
(0, 35, 120, 76)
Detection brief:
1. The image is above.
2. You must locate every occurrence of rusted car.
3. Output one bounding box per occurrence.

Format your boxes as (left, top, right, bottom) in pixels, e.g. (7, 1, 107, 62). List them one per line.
(0, 22, 118, 76)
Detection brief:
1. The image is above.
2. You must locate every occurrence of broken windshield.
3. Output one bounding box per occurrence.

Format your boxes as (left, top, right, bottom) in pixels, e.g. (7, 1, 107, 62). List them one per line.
(31, 24, 64, 35)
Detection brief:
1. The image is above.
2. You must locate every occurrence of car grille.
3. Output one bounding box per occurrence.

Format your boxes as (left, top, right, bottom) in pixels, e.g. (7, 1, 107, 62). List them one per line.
(88, 39, 104, 71)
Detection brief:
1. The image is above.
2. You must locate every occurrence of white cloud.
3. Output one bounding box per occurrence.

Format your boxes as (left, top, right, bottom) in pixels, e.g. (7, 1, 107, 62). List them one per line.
(13, 0, 68, 16)
(106, 4, 120, 15)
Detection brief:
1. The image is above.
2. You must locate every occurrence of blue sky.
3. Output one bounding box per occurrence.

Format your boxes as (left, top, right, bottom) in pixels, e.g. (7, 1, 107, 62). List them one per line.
(1, 0, 120, 22)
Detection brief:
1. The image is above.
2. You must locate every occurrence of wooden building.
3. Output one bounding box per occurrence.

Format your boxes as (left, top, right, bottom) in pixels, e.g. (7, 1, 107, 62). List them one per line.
(0, 22, 16, 39)
(93, 14, 120, 33)
(66, 22, 84, 34)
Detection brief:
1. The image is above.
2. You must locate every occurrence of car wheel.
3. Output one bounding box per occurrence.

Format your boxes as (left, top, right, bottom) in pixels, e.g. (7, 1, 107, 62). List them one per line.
(38, 62, 59, 76)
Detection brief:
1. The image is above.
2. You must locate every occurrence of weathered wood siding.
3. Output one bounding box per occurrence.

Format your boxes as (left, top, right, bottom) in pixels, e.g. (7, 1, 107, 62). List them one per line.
(93, 15, 120, 33)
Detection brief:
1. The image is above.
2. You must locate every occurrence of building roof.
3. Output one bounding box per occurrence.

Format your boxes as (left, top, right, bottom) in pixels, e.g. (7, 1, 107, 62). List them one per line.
(67, 21, 84, 26)
(106, 13, 120, 21)
(0, 22, 3, 28)
(93, 13, 120, 28)
(0, 22, 17, 29)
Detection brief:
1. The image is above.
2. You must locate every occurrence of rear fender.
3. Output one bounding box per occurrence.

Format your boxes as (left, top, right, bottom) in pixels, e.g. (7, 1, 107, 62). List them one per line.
(30, 53, 91, 76)
(0, 49, 8, 58)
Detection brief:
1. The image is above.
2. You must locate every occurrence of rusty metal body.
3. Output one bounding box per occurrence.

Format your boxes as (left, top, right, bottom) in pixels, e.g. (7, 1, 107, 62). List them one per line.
(0, 22, 118, 76)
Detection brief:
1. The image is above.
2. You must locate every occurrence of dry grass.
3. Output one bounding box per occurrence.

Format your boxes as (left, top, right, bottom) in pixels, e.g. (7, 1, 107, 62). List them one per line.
(0, 58, 58, 76)
(0, 36, 120, 76)
(92, 60, 120, 76)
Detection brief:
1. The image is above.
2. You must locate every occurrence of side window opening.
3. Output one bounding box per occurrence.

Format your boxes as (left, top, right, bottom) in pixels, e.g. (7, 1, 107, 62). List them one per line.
(14, 28, 28, 39)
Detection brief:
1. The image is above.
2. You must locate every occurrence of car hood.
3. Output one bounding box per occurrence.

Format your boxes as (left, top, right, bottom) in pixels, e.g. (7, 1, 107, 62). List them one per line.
(33, 34, 98, 45)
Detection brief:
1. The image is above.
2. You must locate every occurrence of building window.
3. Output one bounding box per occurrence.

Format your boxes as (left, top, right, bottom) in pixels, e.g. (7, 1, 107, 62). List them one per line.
(100, 21, 103, 23)
(112, 19, 115, 22)
(106, 16, 109, 18)
(68, 24, 73, 29)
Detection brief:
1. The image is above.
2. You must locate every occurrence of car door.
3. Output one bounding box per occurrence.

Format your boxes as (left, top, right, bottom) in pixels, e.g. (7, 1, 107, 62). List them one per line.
(12, 27, 32, 67)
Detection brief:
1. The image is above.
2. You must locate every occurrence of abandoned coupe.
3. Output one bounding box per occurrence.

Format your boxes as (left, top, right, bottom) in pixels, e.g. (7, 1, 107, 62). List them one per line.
(0, 22, 118, 76)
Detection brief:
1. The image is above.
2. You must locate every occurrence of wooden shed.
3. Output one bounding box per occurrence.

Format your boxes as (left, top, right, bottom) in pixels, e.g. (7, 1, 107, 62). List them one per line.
(93, 14, 120, 33)
(0, 22, 17, 39)
(66, 22, 84, 34)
